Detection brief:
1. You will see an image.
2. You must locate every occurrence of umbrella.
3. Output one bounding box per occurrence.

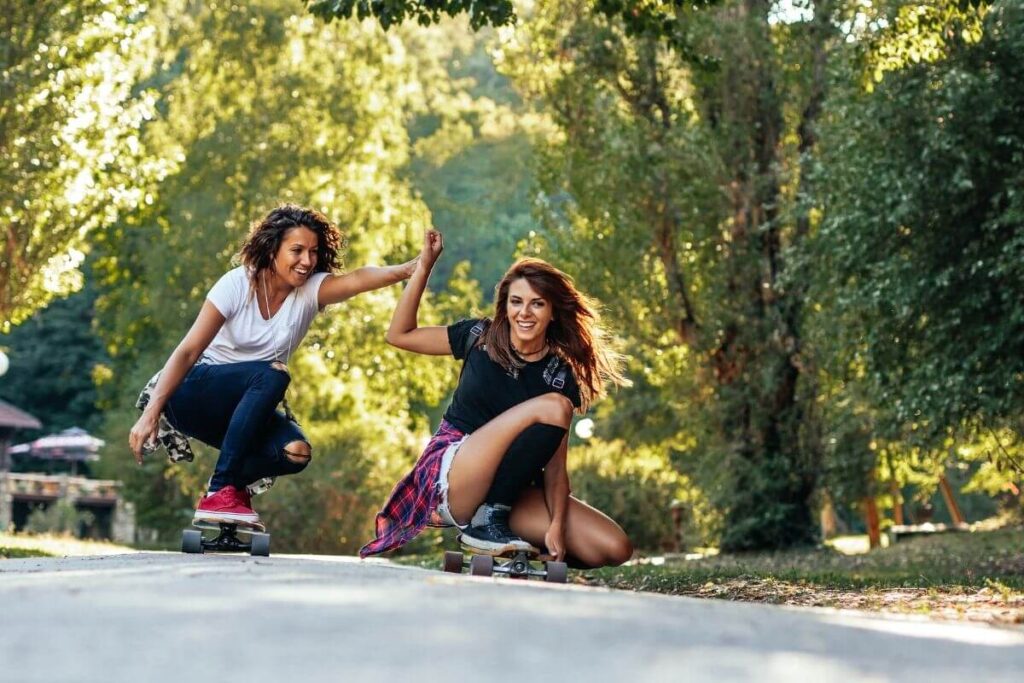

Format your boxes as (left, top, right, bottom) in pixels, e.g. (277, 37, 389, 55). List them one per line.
(10, 427, 105, 462)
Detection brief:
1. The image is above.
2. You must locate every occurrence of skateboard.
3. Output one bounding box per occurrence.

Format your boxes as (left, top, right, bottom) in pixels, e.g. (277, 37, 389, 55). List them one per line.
(181, 519, 270, 557)
(442, 538, 568, 583)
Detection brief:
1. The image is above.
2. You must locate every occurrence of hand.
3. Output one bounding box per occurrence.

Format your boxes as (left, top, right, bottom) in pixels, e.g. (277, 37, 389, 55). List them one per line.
(128, 411, 159, 465)
(419, 229, 443, 269)
(544, 522, 566, 562)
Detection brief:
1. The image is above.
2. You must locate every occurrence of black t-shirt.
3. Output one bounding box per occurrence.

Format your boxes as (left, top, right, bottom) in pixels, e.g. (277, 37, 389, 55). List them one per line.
(442, 318, 582, 434)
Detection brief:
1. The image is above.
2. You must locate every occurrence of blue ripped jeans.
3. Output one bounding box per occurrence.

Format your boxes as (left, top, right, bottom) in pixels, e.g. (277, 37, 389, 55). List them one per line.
(163, 361, 310, 492)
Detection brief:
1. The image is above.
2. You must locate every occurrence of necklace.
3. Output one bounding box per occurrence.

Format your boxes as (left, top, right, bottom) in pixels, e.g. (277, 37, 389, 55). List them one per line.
(513, 343, 549, 361)
(262, 270, 297, 422)
(261, 271, 294, 366)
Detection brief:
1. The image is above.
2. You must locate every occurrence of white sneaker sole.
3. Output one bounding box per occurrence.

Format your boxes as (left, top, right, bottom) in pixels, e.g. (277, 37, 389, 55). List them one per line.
(460, 535, 537, 555)
(193, 509, 261, 525)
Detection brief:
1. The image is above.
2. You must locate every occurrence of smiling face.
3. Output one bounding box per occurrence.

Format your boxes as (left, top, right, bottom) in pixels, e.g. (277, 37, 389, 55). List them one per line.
(272, 226, 319, 289)
(506, 277, 553, 351)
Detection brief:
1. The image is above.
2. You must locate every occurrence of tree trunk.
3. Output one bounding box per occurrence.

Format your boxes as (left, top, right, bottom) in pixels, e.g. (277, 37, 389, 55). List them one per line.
(938, 475, 966, 526)
(890, 480, 905, 525)
(862, 495, 882, 549)
(711, 0, 823, 551)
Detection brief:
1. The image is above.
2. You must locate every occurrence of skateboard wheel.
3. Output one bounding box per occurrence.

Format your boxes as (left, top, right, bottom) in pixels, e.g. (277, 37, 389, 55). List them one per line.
(443, 551, 464, 573)
(469, 554, 494, 577)
(182, 529, 203, 554)
(544, 561, 568, 584)
(249, 532, 271, 557)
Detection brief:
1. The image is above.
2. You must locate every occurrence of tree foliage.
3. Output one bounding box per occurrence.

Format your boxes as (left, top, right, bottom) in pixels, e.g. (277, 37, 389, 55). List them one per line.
(0, 0, 167, 327)
(804, 0, 1024, 504)
(306, 0, 515, 29)
(9, 0, 1022, 553)
(0, 277, 109, 438)
(497, 0, 835, 550)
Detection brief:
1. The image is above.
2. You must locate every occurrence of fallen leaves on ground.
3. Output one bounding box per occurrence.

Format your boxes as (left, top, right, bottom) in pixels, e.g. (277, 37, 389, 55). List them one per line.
(581, 525, 1024, 628)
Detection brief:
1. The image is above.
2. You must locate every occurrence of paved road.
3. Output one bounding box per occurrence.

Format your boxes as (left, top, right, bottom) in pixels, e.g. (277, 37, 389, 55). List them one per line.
(1, 553, 1021, 682)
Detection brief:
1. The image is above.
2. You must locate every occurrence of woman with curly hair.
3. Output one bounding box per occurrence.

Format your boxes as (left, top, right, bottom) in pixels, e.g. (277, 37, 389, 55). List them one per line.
(129, 204, 417, 525)
(361, 230, 632, 568)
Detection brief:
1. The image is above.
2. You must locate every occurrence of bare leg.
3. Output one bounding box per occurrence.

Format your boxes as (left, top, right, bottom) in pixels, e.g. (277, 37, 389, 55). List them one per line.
(446, 393, 573, 524)
(509, 487, 633, 568)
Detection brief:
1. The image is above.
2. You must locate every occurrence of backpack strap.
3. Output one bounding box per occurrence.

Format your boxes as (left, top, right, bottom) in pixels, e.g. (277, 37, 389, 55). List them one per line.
(457, 319, 489, 384)
(464, 319, 489, 358)
(543, 355, 569, 390)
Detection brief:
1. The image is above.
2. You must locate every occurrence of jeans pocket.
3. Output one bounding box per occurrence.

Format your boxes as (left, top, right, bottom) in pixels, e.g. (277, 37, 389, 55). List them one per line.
(184, 362, 210, 383)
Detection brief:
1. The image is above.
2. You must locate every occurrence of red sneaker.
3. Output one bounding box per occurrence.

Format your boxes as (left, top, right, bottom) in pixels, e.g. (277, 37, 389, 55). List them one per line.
(194, 485, 260, 525)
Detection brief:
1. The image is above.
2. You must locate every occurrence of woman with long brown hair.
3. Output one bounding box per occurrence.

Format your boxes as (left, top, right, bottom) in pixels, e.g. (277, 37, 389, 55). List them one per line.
(360, 230, 632, 567)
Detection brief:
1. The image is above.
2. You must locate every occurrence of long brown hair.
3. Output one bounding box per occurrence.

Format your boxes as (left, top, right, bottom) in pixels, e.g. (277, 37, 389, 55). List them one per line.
(481, 258, 629, 411)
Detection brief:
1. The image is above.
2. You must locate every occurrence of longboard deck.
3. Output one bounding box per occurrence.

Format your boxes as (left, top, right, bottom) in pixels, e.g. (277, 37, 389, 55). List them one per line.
(458, 545, 554, 562)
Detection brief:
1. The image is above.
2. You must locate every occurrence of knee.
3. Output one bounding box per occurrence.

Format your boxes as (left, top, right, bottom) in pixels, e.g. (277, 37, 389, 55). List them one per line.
(283, 440, 311, 470)
(589, 533, 633, 568)
(536, 392, 573, 429)
(603, 535, 634, 567)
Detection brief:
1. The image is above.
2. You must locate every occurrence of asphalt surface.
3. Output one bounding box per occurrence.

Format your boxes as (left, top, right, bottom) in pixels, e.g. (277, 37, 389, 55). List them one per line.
(1, 552, 1022, 682)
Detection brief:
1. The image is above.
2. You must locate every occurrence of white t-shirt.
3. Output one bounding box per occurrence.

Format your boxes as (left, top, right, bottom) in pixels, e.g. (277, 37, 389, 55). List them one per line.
(201, 266, 330, 365)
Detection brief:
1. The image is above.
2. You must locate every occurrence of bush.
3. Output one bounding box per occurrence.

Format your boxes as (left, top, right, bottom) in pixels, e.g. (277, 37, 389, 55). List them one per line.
(24, 500, 95, 537)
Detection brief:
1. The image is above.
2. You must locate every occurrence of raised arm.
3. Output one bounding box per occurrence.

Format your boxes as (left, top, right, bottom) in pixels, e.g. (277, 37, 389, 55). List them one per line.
(128, 301, 226, 462)
(317, 259, 418, 308)
(384, 229, 451, 356)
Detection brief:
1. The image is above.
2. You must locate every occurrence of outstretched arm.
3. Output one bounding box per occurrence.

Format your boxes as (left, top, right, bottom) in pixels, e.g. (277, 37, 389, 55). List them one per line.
(128, 301, 225, 462)
(384, 229, 451, 355)
(317, 260, 418, 308)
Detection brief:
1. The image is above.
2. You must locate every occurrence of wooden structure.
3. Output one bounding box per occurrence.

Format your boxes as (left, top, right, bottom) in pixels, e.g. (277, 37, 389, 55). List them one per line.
(0, 471, 135, 541)
(0, 399, 42, 471)
(0, 403, 134, 541)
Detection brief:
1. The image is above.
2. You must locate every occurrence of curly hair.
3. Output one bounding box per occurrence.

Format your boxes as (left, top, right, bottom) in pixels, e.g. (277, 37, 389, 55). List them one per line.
(238, 204, 344, 281)
(480, 258, 629, 412)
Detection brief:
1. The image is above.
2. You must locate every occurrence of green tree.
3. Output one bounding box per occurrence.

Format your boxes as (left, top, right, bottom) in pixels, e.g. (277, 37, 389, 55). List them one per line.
(498, 0, 842, 550)
(0, 1, 167, 326)
(402, 21, 541, 292)
(805, 0, 1023, 502)
(306, 0, 515, 29)
(0, 277, 109, 437)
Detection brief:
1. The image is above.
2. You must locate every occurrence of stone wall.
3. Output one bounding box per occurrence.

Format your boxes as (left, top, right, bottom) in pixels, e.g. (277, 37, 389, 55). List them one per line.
(0, 473, 135, 543)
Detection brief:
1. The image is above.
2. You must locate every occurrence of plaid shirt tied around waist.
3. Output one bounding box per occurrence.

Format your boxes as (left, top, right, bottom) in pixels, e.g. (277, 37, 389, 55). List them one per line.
(359, 420, 465, 558)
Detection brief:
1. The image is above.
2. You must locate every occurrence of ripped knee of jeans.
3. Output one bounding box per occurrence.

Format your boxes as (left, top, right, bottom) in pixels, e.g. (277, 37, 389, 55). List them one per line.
(283, 440, 312, 466)
(270, 361, 289, 375)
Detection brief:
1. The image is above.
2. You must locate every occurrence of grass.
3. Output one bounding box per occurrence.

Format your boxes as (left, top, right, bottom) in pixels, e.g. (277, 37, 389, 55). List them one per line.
(582, 525, 1024, 626)
(0, 532, 136, 560)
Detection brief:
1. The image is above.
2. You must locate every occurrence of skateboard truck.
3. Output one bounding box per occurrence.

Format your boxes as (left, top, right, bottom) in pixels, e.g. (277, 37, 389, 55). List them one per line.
(181, 521, 271, 557)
